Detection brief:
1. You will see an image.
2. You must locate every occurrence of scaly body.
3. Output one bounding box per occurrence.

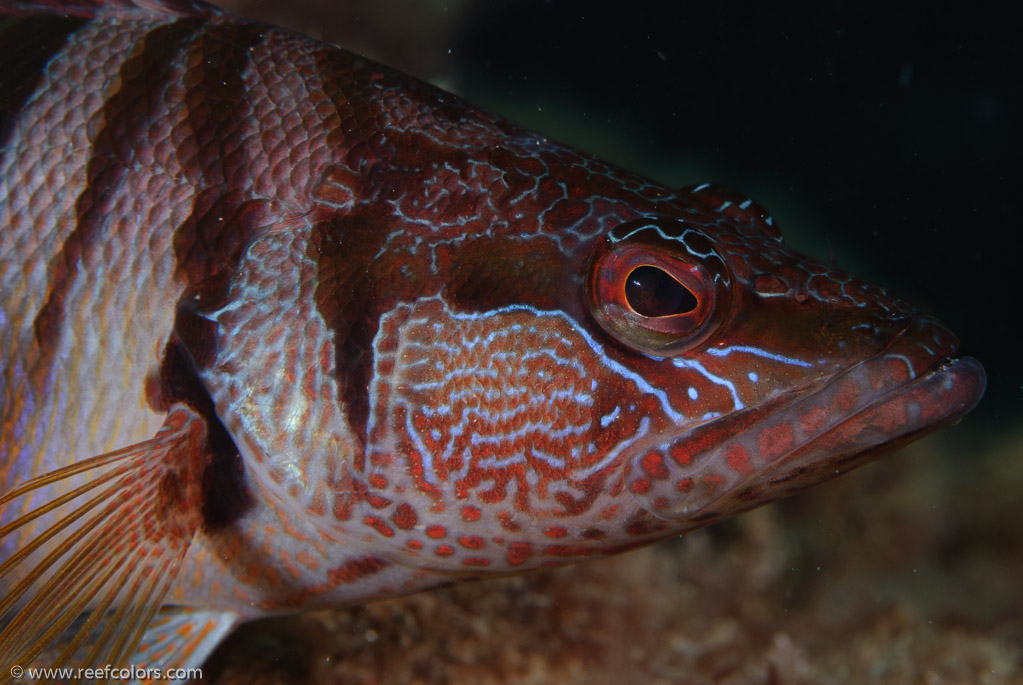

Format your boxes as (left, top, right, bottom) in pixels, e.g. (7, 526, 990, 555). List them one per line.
(0, 0, 984, 677)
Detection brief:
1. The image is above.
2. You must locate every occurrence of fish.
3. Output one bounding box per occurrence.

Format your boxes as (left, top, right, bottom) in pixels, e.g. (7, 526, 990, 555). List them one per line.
(0, 0, 986, 679)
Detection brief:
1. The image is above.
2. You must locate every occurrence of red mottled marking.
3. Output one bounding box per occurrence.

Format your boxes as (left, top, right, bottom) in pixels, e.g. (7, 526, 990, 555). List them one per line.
(296, 551, 319, 571)
(425, 524, 446, 539)
(257, 552, 391, 611)
(308, 488, 327, 516)
(461, 557, 491, 568)
(581, 528, 607, 540)
(624, 513, 665, 537)
(507, 542, 533, 566)
(799, 406, 829, 435)
(458, 535, 485, 549)
(598, 505, 620, 521)
(363, 515, 394, 538)
(831, 382, 860, 414)
(368, 474, 388, 489)
(542, 525, 568, 539)
(668, 443, 690, 466)
(391, 502, 418, 530)
(725, 444, 753, 475)
(461, 505, 481, 522)
(327, 556, 389, 585)
(676, 478, 695, 492)
(435, 545, 454, 557)
(758, 422, 796, 461)
(640, 450, 668, 478)
(498, 512, 521, 531)
(629, 476, 652, 495)
(406, 540, 423, 550)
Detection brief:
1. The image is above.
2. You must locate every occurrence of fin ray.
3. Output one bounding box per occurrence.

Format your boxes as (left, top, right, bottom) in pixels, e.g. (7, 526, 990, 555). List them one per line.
(0, 405, 209, 677)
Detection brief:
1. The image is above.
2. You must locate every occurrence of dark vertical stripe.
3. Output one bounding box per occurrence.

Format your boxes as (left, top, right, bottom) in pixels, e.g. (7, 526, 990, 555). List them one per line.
(167, 22, 268, 371)
(177, 21, 264, 186)
(308, 48, 491, 444)
(32, 18, 203, 352)
(0, 15, 87, 149)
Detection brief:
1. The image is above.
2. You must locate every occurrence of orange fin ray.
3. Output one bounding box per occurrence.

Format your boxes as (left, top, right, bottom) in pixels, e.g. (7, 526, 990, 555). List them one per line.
(0, 404, 209, 679)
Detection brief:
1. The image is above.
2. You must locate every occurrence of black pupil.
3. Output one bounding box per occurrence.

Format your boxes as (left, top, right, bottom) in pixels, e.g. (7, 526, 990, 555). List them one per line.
(625, 266, 698, 317)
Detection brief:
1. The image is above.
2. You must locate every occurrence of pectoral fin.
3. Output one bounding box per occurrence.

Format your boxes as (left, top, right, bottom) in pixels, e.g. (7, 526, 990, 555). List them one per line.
(0, 404, 209, 676)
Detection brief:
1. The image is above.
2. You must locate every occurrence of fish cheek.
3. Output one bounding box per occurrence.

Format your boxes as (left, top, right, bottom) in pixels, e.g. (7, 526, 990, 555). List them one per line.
(442, 235, 574, 314)
(357, 298, 659, 568)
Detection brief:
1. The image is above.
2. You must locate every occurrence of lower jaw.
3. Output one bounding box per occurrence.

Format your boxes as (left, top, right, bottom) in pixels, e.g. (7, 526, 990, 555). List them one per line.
(688, 355, 987, 527)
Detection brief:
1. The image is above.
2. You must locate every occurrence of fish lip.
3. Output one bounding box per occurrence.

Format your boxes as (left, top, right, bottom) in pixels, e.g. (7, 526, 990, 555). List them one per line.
(732, 349, 986, 503)
(628, 315, 987, 525)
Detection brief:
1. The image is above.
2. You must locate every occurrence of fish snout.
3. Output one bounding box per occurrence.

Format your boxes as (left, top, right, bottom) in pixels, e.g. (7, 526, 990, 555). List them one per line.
(625, 314, 985, 527)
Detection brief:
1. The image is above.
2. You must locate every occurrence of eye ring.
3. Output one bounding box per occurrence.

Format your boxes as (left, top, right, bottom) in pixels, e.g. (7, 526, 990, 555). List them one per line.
(585, 221, 730, 356)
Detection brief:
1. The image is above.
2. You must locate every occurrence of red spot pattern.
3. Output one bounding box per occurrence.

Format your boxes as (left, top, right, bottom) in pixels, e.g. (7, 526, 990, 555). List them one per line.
(498, 512, 521, 531)
(629, 477, 652, 495)
(725, 444, 753, 475)
(363, 515, 394, 538)
(327, 556, 389, 584)
(507, 542, 533, 566)
(640, 450, 668, 479)
(425, 524, 446, 539)
(669, 443, 692, 466)
(458, 535, 485, 549)
(461, 505, 481, 522)
(391, 502, 418, 529)
(758, 422, 795, 462)
(799, 407, 829, 435)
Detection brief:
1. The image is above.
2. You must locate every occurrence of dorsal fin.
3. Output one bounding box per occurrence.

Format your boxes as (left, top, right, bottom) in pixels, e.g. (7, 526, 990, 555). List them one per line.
(684, 182, 782, 242)
(0, 0, 222, 19)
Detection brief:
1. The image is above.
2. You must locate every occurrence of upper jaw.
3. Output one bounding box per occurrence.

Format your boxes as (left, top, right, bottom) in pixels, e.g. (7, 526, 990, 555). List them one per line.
(627, 315, 986, 526)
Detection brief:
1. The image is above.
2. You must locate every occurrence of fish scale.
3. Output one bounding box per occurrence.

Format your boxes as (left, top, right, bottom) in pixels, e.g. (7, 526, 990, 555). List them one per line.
(0, 0, 985, 679)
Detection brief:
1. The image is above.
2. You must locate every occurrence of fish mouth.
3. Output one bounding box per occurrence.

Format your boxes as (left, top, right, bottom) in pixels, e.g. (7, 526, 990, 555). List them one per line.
(628, 315, 987, 526)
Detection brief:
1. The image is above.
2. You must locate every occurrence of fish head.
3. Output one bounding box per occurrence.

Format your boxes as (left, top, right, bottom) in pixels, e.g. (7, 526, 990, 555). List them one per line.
(576, 187, 985, 528)
(190, 75, 984, 576)
(343, 175, 985, 569)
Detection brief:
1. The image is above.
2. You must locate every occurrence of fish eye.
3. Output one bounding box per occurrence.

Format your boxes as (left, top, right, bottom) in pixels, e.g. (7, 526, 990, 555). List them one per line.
(586, 221, 730, 356)
(625, 266, 699, 317)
